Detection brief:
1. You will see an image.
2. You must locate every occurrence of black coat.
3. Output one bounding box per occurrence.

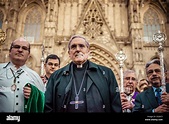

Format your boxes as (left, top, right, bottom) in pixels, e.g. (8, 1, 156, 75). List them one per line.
(44, 60, 122, 113)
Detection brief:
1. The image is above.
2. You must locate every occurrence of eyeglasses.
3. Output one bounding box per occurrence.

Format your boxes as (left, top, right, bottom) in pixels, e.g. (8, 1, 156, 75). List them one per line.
(147, 69, 161, 76)
(47, 62, 59, 67)
(12, 45, 30, 51)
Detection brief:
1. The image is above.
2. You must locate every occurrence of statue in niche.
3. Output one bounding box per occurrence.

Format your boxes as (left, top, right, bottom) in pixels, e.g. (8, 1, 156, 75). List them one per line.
(133, 2, 138, 23)
(135, 52, 143, 62)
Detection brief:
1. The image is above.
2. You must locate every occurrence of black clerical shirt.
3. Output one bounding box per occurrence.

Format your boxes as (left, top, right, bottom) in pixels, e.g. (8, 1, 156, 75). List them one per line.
(66, 62, 88, 112)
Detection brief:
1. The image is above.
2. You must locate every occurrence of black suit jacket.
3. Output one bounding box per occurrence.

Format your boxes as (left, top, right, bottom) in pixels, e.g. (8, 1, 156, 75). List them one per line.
(132, 84, 169, 113)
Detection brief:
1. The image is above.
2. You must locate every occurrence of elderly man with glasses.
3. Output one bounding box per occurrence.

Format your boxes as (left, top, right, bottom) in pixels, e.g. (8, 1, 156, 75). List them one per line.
(133, 59, 169, 113)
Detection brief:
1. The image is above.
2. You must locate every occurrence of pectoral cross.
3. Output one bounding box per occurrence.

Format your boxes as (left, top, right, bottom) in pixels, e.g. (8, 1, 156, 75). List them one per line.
(10, 68, 24, 91)
(11, 78, 17, 91)
(70, 95, 84, 109)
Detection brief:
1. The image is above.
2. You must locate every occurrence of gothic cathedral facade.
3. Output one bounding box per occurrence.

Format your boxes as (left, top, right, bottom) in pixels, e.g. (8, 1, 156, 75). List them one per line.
(0, 0, 169, 85)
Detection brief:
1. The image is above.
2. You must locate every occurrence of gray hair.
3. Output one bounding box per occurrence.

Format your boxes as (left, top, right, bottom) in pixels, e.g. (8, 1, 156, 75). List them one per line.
(123, 69, 137, 81)
(145, 59, 166, 72)
(68, 35, 90, 50)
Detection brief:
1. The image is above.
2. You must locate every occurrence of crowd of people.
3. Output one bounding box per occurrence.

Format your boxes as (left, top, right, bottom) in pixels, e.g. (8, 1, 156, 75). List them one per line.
(0, 35, 169, 113)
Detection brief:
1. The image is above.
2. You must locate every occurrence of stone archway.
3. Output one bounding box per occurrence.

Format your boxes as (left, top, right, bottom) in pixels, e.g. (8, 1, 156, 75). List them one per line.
(89, 44, 121, 85)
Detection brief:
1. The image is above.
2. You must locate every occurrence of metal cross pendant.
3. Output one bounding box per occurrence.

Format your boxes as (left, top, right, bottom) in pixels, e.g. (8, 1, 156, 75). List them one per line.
(70, 95, 84, 109)
(11, 77, 17, 91)
(10, 68, 24, 91)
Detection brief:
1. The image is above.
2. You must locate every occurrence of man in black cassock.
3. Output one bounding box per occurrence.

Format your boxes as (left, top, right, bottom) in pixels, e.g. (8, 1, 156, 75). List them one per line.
(44, 35, 122, 113)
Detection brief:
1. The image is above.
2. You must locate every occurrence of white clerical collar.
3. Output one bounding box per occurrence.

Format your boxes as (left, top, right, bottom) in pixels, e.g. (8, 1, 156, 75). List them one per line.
(77, 64, 83, 68)
(73, 61, 88, 68)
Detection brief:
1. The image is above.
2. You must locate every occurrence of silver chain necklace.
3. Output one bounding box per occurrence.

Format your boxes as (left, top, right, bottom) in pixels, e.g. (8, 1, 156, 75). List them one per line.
(69, 63, 88, 109)
(10, 68, 24, 91)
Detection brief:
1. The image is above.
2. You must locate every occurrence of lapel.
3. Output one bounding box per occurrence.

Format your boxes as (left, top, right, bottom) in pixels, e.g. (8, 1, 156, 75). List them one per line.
(166, 83, 169, 93)
(86, 70, 106, 92)
(56, 64, 72, 95)
(86, 61, 108, 99)
(131, 91, 139, 103)
(132, 91, 139, 99)
(145, 87, 158, 108)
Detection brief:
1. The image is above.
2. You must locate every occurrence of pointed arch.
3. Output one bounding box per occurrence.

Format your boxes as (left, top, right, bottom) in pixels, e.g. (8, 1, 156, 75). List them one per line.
(24, 7, 42, 42)
(17, 3, 46, 43)
(143, 8, 161, 42)
(141, 4, 167, 45)
(75, 0, 116, 43)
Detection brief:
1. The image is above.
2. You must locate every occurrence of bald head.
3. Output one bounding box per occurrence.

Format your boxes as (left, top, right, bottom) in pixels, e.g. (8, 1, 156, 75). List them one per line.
(9, 37, 30, 53)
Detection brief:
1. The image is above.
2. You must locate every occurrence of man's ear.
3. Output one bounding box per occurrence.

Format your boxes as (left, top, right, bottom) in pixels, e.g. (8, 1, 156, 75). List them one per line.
(44, 63, 47, 68)
(27, 54, 30, 59)
(68, 50, 70, 57)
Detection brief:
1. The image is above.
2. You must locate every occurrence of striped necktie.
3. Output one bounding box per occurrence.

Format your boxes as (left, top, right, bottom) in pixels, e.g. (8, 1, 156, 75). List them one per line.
(155, 88, 162, 105)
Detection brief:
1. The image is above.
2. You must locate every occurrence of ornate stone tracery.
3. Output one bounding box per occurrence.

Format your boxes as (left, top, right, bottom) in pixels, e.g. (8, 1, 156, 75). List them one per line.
(83, 1, 103, 39)
(0, 0, 168, 82)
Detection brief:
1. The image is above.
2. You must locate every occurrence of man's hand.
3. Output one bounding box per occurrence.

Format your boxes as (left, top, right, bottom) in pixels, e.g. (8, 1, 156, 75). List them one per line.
(23, 84, 31, 99)
(154, 104, 169, 113)
(161, 92, 169, 105)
